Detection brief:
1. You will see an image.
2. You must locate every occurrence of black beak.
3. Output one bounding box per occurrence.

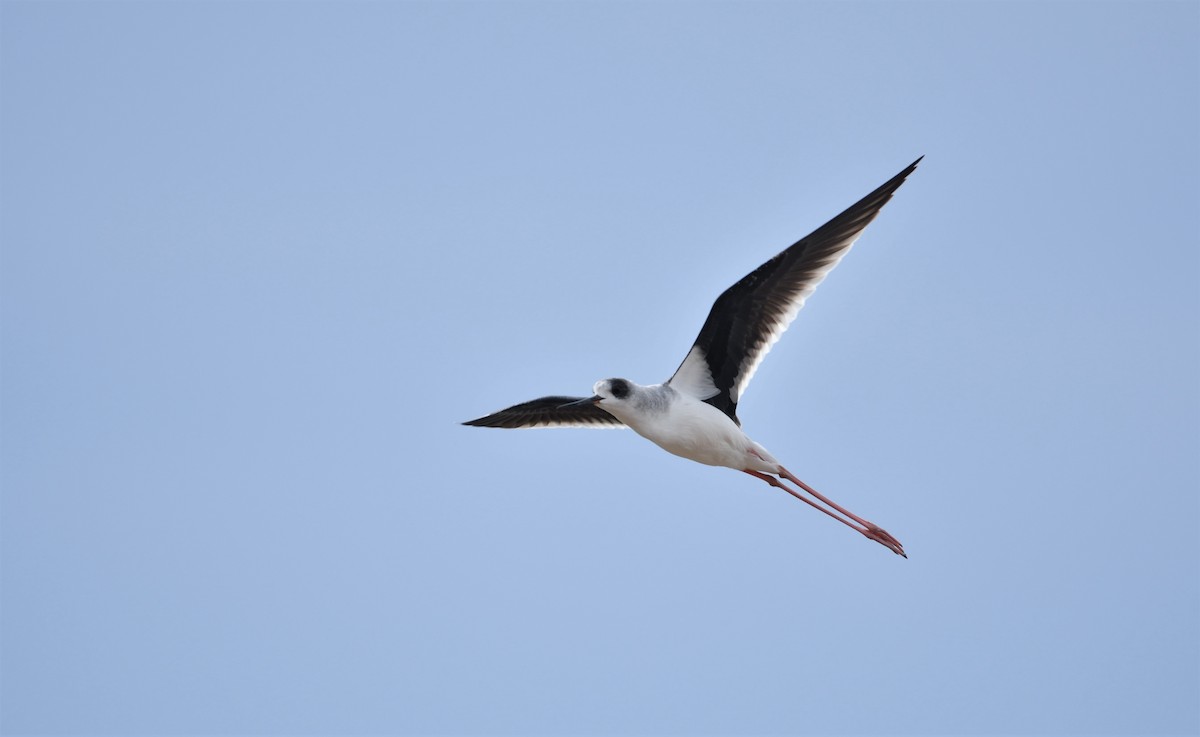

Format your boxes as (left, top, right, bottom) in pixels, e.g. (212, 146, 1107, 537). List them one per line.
(559, 395, 601, 408)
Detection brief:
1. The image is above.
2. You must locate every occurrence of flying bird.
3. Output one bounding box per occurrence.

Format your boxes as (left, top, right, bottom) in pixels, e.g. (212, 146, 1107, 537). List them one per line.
(464, 158, 922, 557)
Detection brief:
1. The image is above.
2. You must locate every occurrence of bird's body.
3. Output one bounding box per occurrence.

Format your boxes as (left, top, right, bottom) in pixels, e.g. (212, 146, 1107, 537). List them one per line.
(465, 158, 922, 557)
(589, 381, 779, 473)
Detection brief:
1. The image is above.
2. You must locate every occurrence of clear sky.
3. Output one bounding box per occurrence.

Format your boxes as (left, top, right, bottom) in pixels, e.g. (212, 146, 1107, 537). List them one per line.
(2, 2, 1197, 735)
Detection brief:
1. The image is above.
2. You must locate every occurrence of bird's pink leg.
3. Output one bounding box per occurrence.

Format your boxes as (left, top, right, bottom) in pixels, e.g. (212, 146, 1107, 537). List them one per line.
(743, 470, 866, 530)
(777, 465, 904, 552)
(743, 468, 906, 557)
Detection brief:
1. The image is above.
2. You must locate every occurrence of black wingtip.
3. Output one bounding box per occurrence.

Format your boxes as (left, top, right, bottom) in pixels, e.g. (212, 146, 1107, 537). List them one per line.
(859, 156, 923, 209)
(893, 155, 923, 183)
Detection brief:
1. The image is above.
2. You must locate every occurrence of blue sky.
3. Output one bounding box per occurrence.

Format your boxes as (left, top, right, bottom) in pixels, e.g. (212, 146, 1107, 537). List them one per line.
(2, 1, 1197, 735)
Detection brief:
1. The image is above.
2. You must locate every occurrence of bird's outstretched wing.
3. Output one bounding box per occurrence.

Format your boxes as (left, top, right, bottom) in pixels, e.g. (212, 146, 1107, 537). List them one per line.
(667, 157, 922, 424)
(462, 396, 625, 429)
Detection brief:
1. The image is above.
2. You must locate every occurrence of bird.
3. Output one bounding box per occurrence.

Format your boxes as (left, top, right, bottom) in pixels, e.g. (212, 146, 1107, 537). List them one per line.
(464, 157, 922, 557)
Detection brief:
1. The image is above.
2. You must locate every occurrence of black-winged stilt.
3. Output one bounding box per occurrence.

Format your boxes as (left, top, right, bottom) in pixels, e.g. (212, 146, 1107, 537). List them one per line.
(465, 158, 922, 557)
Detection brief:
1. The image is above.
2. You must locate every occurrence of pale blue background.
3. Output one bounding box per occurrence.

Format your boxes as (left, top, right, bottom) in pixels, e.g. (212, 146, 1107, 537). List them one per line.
(2, 2, 1197, 735)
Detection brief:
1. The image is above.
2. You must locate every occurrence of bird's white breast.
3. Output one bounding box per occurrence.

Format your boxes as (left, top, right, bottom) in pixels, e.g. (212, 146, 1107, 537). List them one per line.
(622, 388, 762, 470)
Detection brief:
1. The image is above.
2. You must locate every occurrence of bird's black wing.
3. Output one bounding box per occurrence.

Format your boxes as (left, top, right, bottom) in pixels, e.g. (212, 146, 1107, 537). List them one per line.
(462, 396, 625, 429)
(667, 157, 922, 424)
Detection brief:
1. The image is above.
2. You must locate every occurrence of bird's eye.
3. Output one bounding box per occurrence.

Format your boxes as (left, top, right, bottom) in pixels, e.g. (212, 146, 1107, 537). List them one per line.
(610, 379, 630, 399)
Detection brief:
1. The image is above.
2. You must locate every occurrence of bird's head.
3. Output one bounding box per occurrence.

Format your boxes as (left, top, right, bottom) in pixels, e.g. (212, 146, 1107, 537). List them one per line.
(585, 378, 639, 422)
(593, 378, 633, 406)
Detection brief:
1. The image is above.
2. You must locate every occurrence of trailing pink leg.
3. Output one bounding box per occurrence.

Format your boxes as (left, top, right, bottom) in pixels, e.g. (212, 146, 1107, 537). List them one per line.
(742, 468, 906, 557)
(777, 465, 904, 552)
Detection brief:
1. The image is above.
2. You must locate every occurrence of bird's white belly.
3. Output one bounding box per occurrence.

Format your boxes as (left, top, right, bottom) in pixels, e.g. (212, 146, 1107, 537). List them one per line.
(626, 398, 761, 470)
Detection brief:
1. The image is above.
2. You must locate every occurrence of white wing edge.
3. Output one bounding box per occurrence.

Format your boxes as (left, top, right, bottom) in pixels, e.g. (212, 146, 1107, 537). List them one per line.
(667, 344, 720, 400)
(731, 238, 861, 404)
